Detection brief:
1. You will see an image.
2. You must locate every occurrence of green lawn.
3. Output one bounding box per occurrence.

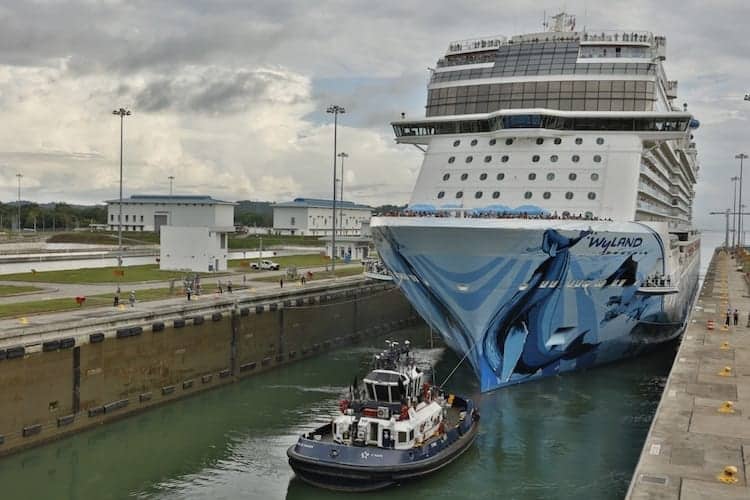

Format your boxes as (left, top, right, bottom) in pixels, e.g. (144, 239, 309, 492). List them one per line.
(0, 284, 43, 297)
(251, 265, 363, 283)
(229, 253, 332, 269)
(229, 234, 324, 249)
(0, 264, 196, 284)
(0, 287, 179, 319)
(47, 231, 160, 245)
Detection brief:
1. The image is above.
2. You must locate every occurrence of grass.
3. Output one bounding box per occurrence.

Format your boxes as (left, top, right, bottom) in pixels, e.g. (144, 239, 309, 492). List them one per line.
(251, 265, 363, 283)
(229, 234, 324, 249)
(0, 284, 43, 297)
(228, 253, 332, 269)
(47, 231, 161, 245)
(0, 264, 205, 284)
(0, 287, 179, 319)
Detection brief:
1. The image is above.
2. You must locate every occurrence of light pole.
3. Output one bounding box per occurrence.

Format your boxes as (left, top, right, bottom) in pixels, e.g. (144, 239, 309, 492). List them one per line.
(737, 153, 748, 249)
(337, 152, 348, 235)
(113, 108, 131, 264)
(15, 173, 22, 232)
(326, 105, 345, 272)
(168, 175, 175, 196)
(732, 176, 740, 247)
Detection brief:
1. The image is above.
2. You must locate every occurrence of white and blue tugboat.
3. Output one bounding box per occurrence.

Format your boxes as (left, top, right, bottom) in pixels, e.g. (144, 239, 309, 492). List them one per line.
(287, 341, 480, 492)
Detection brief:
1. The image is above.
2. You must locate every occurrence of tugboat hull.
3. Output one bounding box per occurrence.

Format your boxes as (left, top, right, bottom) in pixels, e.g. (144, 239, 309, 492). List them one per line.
(287, 411, 479, 492)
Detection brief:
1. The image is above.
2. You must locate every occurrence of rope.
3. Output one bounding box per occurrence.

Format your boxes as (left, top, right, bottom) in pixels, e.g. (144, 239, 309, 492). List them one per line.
(438, 335, 479, 388)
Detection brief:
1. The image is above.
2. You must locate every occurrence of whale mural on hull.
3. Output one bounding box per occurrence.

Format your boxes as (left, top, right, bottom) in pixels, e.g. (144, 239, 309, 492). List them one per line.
(373, 223, 699, 392)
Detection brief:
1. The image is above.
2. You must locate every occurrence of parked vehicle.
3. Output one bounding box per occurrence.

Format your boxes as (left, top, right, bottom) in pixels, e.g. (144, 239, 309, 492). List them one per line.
(251, 259, 280, 270)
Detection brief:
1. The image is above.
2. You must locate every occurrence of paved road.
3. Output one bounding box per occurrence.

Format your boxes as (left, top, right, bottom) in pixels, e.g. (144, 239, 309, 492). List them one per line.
(0, 263, 362, 305)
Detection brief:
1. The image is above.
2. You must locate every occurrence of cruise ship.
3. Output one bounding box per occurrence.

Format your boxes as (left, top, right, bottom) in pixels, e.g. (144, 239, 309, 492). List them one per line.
(370, 13, 701, 392)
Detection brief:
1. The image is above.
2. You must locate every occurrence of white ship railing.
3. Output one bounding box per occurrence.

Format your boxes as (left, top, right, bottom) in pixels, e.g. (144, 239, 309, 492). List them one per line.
(446, 36, 507, 55)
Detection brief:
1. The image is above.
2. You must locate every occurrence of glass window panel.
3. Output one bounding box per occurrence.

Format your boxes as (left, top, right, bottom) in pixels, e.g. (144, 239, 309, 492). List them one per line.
(573, 81, 586, 91)
(559, 99, 572, 110)
(585, 99, 598, 111)
(548, 81, 561, 91)
(624, 81, 636, 91)
(611, 99, 624, 111)
(571, 99, 585, 111)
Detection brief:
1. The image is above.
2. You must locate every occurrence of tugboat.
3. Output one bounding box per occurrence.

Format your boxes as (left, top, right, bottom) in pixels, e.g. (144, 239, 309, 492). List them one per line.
(287, 340, 480, 492)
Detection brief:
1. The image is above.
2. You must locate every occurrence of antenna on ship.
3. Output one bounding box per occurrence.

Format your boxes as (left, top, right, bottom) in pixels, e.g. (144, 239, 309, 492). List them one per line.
(542, 10, 548, 31)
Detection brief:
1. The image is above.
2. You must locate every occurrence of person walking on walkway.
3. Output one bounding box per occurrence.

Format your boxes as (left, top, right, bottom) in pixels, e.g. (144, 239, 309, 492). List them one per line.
(187, 287, 192, 301)
(227, 280, 233, 293)
(129, 290, 136, 307)
(280, 277, 284, 288)
(726, 307, 732, 326)
(113, 290, 120, 307)
(733, 308, 739, 326)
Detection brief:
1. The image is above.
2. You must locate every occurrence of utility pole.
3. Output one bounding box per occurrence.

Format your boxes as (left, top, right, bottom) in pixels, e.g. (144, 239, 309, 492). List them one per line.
(337, 152, 348, 235)
(731, 176, 739, 247)
(113, 107, 131, 265)
(15, 173, 22, 232)
(168, 175, 175, 196)
(326, 105, 345, 272)
(736, 153, 748, 249)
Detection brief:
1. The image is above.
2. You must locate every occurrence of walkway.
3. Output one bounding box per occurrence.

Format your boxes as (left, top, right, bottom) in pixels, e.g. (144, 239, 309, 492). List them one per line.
(627, 249, 750, 499)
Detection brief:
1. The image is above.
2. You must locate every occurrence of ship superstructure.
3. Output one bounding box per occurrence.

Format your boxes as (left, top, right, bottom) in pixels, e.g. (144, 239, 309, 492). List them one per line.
(371, 14, 701, 392)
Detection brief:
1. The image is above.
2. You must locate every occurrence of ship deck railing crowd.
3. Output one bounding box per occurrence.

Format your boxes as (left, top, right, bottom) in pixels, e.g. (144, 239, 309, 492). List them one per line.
(375, 209, 613, 222)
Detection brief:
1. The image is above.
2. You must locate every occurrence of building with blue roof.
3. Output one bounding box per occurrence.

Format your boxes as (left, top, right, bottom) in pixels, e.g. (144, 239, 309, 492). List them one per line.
(272, 197, 372, 236)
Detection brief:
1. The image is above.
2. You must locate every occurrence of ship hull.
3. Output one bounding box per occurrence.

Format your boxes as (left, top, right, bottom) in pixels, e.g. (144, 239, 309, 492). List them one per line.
(371, 217, 699, 392)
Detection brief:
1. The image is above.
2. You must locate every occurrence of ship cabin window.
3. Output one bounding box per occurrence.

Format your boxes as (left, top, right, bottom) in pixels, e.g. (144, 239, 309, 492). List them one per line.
(591, 173, 600, 181)
(437, 191, 445, 199)
(497, 173, 505, 180)
(543, 192, 551, 199)
(585, 211, 594, 218)
(505, 138, 514, 145)
(409, 429, 415, 440)
(390, 383, 404, 402)
(448, 156, 456, 164)
(492, 191, 500, 199)
(532, 155, 540, 163)
(572, 155, 580, 163)
(443, 173, 450, 181)
(456, 191, 464, 199)
(375, 384, 390, 401)
(453, 140, 461, 147)
(528, 173, 537, 181)
(479, 173, 488, 180)
(588, 192, 597, 200)
(593, 155, 602, 163)
(569, 173, 578, 181)
(575, 138, 583, 145)
(524, 191, 533, 199)
(566, 192, 574, 200)
(366, 383, 376, 400)
(547, 173, 555, 181)
(489, 138, 497, 146)
(484, 155, 492, 163)
(501, 155, 509, 162)
(470, 139, 478, 146)
(465, 156, 473, 163)
(536, 138, 544, 145)
(597, 137, 605, 145)
(554, 138, 562, 145)
(475, 191, 483, 199)
(551, 155, 558, 162)
(460, 173, 468, 181)
(398, 431, 408, 444)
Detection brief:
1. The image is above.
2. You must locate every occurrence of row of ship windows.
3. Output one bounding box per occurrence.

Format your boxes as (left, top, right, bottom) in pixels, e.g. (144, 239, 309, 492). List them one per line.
(453, 137, 605, 147)
(443, 172, 600, 182)
(448, 153, 603, 164)
(425, 98, 653, 116)
(437, 190, 598, 200)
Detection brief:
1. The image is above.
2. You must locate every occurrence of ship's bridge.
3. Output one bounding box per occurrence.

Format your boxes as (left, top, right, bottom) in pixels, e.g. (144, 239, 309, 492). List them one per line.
(393, 109, 692, 145)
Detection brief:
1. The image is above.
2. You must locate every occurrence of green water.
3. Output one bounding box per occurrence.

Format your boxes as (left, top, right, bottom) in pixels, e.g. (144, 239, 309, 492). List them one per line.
(0, 325, 674, 500)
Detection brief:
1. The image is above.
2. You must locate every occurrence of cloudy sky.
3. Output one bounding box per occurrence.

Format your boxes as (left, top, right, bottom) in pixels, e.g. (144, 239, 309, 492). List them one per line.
(0, 0, 747, 228)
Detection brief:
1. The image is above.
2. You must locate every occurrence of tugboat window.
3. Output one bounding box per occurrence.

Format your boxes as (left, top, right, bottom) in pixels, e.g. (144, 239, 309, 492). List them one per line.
(489, 138, 497, 146)
(398, 431, 408, 443)
(437, 191, 445, 199)
(505, 138, 514, 145)
(492, 191, 500, 199)
(484, 155, 492, 163)
(575, 137, 583, 145)
(479, 172, 488, 180)
(532, 155, 540, 162)
(443, 173, 450, 181)
(554, 137, 562, 145)
(453, 140, 461, 147)
(497, 173, 505, 180)
(536, 138, 544, 145)
(597, 137, 605, 145)
(448, 156, 455, 164)
(501, 155, 509, 162)
(456, 191, 464, 199)
(465, 156, 473, 163)
(470, 139, 478, 146)
(550, 155, 558, 162)
(375, 384, 389, 401)
(461, 173, 468, 181)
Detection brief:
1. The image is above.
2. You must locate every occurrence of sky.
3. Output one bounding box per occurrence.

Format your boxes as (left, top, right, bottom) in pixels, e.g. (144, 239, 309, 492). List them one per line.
(0, 0, 747, 229)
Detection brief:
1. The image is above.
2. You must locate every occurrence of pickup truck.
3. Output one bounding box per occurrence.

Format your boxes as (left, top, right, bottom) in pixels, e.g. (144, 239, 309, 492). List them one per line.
(251, 259, 280, 271)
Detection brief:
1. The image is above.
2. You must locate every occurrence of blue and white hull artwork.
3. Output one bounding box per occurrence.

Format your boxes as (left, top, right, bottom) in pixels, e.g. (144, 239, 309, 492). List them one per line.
(371, 218, 700, 392)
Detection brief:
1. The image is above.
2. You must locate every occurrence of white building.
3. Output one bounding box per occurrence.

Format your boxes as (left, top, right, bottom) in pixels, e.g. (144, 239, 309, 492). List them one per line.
(272, 198, 372, 236)
(106, 195, 235, 232)
(106, 195, 236, 272)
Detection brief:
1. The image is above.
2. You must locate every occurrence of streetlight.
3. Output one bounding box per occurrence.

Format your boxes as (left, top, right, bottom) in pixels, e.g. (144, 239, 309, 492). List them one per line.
(737, 153, 748, 249)
(168, 175, 175, 196)
(732, 176, 740, 247)
(113, 107, 131, 264)
(15, 173, 22, 232)
(326, 104, 345, 272)
(337, 152, 348, 235)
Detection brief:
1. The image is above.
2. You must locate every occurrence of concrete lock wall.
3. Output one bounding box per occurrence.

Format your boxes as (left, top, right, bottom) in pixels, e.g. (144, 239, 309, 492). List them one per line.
(0, 284, 418, 457)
